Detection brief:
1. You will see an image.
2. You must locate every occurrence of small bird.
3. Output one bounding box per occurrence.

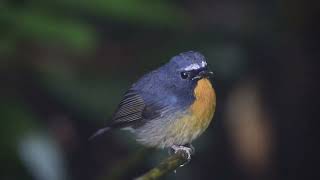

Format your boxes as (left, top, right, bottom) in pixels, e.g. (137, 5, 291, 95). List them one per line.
(90, 51, 216, 159)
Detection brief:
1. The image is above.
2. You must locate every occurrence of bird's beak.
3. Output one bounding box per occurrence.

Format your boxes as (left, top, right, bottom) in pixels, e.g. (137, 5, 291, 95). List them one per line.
(199, 69, 214, 78)
(192, 69, 214, 80)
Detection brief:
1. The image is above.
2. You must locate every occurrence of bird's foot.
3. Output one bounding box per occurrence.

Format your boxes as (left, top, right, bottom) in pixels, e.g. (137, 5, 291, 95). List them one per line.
(169, 144, 195, 166)
(184, 143, 195, 154)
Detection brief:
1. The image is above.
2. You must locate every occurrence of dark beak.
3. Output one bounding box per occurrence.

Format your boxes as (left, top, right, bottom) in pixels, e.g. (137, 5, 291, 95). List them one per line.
(192, 69, 214, 80)
(199, 69, 214, 78)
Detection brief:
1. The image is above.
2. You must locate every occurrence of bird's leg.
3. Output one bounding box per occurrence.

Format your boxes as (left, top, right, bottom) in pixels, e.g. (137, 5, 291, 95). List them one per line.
(184, 143, 195, 154)
(169, 144, 195, 163)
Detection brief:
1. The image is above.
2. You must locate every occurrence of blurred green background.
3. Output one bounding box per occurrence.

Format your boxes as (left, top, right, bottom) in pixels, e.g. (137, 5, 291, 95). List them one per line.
(1, 0, 318, 179)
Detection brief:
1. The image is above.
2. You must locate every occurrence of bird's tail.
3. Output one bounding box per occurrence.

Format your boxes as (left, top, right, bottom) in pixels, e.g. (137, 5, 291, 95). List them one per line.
(88, 127, 111, 141)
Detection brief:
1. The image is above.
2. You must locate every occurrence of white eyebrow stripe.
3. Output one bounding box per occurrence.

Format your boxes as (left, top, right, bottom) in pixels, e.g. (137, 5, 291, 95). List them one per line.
(183, 61, 207, 71)
(184, 63, 201, 71)
(201, 61, 207, 67)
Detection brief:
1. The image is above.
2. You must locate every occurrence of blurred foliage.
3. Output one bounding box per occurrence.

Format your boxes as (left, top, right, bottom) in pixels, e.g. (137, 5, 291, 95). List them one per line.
(0, 98, 38, 179)
(37, 64, 129, 120)
(0, 0, 318, 179)
(1, 0, 186, 53)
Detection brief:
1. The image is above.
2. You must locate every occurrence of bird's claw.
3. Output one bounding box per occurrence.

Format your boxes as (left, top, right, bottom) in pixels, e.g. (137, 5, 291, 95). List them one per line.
(170, 145, 194, 166)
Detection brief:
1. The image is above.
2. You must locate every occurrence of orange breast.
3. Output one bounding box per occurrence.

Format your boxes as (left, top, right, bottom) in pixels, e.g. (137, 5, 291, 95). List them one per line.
(189, 78, 216, 133)
(166, 78, 216, 145)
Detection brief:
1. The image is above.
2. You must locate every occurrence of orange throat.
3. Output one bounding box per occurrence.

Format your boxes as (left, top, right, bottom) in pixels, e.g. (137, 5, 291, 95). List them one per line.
(189, 78, 216, 132)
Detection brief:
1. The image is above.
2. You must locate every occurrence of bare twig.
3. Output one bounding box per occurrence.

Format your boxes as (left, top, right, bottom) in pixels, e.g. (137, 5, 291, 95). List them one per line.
(135, 150, 190, 180)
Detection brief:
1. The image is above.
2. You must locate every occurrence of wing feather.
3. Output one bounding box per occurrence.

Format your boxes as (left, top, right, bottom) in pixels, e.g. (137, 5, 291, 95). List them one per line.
(109, 89, 174, 129)
(112, 92, 144, 122)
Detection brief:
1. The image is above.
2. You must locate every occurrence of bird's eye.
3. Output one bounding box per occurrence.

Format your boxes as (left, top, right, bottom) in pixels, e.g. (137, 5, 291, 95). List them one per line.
(180, 72, 189, 79)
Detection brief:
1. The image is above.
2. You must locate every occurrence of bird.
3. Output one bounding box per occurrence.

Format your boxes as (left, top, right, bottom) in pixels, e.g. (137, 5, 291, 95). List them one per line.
(90, 51, 216, 159)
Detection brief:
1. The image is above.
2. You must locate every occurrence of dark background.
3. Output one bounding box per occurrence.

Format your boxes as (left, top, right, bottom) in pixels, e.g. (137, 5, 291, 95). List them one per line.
(1, 0, 319, 180)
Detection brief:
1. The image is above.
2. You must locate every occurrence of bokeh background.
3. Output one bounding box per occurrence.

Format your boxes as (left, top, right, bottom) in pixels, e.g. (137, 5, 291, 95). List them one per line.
(1, 0, 318, 180)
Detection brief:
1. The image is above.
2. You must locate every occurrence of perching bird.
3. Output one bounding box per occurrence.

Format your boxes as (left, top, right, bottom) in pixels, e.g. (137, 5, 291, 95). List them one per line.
(90, 51, 216, 159)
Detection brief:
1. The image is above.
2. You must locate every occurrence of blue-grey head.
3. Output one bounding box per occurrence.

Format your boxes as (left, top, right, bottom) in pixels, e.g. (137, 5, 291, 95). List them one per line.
(159, 51, 212, 86)
(143, 51, 214, 104)
(134, 51, 213, 99)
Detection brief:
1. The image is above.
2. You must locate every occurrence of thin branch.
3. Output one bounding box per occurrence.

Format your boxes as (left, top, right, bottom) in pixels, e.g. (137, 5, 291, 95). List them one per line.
(102, 148, 154, 180)
(135, 150, 190, 180)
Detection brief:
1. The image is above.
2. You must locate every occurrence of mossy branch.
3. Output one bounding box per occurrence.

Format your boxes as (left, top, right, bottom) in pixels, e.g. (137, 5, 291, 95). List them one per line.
(135, 150, 190, 180)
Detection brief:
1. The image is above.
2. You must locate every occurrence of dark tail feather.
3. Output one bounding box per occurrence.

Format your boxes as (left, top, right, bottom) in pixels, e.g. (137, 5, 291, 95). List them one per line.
(88, 127, 111, 141)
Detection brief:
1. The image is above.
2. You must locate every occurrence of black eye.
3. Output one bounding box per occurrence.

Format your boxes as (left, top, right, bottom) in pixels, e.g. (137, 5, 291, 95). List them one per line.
(180, 72, 189, 79)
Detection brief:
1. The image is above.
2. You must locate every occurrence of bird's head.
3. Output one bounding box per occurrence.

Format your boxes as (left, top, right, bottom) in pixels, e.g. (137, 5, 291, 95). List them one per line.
(156, 51, 213, 101)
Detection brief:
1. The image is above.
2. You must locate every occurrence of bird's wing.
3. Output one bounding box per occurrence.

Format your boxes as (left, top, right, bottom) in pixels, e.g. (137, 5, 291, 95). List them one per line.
(109, 89, 167, 129)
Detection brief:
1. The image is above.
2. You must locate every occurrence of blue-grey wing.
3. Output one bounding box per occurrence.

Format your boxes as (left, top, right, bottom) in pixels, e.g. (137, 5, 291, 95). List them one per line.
(89, 89, 150, 140)
(109, 89, 167, 129)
